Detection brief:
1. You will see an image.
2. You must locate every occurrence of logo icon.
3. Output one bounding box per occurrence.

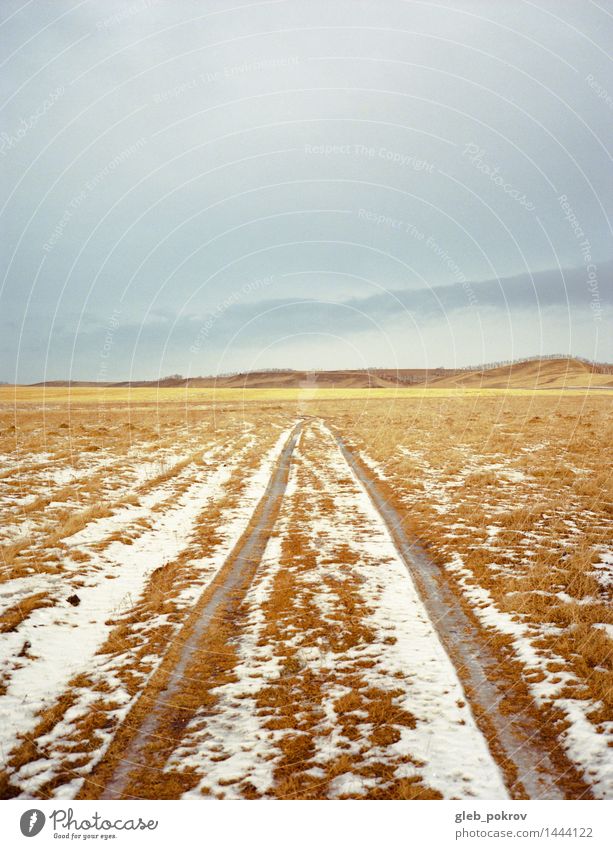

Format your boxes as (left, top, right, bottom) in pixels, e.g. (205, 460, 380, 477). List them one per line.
(19, 810, 45, 837)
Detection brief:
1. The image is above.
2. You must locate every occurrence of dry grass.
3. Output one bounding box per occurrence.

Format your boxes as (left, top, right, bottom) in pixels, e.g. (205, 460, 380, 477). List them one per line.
(142, 426, 440, 800)
(0, 400, 280, 584)
(0, 593, 54, 633)
(0, 405, 292, 799)
(330, 393, 612, 751)
(1, 389, 610, 800)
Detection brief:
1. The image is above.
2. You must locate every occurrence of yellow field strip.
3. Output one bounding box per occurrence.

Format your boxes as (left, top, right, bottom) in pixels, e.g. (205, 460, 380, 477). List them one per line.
(1, 386, 612, 405)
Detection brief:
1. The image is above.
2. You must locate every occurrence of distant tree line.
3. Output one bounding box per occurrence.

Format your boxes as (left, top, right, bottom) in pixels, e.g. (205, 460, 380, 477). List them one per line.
(370, 354, 613, 384)
(456, 354, 613, 374)
(163, 355, 612, 384)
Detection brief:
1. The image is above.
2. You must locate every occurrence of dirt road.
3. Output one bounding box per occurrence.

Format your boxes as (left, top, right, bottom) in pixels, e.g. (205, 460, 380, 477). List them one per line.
(73, 419, 578, 800)
(2, 418, 587, 800)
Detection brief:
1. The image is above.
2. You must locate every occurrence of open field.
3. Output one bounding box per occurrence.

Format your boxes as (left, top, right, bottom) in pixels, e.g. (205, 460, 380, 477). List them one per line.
(0, 389, 611, 800)
(2, 385, 612, 409)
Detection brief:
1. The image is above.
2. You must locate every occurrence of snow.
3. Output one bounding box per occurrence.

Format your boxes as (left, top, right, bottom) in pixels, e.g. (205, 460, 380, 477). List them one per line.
(324, 426, 509, 800)
(170, 421, 508, 800)
(357, 450, 389, 480)
(360, 426, 612, 799)
(0, 458, 236, 767)
(2, 424, 294, 797)
(445, 553, 613, 798)
(594, 623, 613, 641)
(4, 408, 608, 800)
(170, 535, 287, 798)
(593, 550, 613, 591)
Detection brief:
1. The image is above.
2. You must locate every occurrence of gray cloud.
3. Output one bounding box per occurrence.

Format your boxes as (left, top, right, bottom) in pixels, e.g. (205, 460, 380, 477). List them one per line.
(12, 261, 604, 380)
(1, 0, 611, 381)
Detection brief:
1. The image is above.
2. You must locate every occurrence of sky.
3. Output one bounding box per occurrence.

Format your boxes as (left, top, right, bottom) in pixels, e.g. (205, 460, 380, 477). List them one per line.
(0, 0, 611, 382)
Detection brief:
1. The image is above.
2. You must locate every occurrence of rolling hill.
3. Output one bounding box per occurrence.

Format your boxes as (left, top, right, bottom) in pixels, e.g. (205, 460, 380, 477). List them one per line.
(24, 358, 612, 390)
(428, 357, 613, 389)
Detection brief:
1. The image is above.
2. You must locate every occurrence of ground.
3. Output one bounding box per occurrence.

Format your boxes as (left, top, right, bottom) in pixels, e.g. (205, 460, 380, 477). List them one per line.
(0, 386, 611, 799)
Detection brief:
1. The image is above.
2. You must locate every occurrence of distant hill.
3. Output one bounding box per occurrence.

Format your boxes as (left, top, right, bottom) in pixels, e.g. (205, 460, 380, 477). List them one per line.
(429, 357, 613, 389)
(112, 369, 451, 389)
(27, 379, 114, 387)
(29, 369, 454, 389)
(25, 358, 613, 390)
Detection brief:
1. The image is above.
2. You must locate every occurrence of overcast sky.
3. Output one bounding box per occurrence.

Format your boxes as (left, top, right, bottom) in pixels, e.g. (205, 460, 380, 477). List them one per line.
(1, 0, 611, 382)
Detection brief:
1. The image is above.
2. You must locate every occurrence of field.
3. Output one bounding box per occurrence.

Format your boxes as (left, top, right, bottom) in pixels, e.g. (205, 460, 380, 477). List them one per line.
(0, 386, 611, 800)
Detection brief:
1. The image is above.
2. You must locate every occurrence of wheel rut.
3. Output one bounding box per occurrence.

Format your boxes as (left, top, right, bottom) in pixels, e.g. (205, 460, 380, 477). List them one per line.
(87, 418, 572, 800)
(91, 421, 304, 800)
(332, 428, 568, 800)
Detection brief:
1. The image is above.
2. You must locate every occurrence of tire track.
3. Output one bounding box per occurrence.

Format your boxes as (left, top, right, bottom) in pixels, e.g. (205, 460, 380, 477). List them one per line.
(163, 419, 509, 800)
(331, 426, 567, 799)
(79, 417, 572, 800)
(90, 421, 304, 800)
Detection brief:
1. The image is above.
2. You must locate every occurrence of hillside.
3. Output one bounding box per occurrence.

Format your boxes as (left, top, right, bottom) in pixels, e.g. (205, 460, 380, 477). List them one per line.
(429, 358, 613, 389)
(189, 369, 450, 389)
(30, 369, 456, 390)
(24, 359, 613, 390)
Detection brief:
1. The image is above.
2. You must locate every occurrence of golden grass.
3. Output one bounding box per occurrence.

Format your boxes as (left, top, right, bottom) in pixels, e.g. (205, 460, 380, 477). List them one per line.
(76, 424, 443, 800)
(2, 385, 612, 408)
(1, 389, 610, 799)
(0, 412, 291, 799)
(0, 593, 54, 633)
(333, 393, 612, 747)
(148, 426, 440, 800)
(0, 401, 283, 584)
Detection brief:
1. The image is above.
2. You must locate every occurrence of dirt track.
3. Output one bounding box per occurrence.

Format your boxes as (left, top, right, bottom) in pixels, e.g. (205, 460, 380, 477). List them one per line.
(94, 422, 305, 799)
(71, 418, 586, 800)
(1, 410, 599, 800)
(333, 429, 566, 799)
